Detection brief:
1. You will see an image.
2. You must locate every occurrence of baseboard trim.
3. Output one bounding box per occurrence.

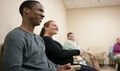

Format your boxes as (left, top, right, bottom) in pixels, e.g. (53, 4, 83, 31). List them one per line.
(99, 64, 116, 66)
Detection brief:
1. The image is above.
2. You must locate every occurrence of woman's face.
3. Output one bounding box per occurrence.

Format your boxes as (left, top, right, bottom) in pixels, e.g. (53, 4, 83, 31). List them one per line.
(45, 22, 58, 35)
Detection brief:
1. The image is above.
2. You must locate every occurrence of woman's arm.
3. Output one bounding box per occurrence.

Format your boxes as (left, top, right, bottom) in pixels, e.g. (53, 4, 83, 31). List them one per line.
(43, 36, 80, 58)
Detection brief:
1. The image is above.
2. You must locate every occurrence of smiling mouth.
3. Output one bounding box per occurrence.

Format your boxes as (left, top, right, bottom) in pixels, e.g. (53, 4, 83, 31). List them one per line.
(38, 18, 43, 22)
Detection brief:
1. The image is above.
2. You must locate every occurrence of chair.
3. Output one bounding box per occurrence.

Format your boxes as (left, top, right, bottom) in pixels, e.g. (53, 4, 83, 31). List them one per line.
(73, 56, 83, 64)
(71, 65, 81, 70)
(108, 46, 117, 62)
(94, 52, 107, 68)
(88, 47, 107, 66)
(0, 43, 3, 60)
(108, 46, 118, 70)
(0, 43, 3, 71)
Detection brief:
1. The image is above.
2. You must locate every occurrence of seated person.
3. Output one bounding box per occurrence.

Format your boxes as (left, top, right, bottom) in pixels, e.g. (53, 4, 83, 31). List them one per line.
(63, 32, 100, 67)
(113, 38, 120, 71)
(113, 38, 120, 58)
(63, 32, 80, 50)
(1, 1, 74, 71)
(40, 20, 101, 71)
(63, 32, 86, 65)
(63, 32, 94, 54)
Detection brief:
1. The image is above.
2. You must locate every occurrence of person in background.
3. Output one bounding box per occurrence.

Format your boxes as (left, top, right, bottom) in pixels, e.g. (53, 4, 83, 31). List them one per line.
(63, 32, 94, 55)
(63, 32, 86, 65)
(1, 0, 74, 71)
(113, 38, 120, 71)
(63, 32, 101, 71)
(63, 32, 80, 50)
(40, 20, 100, 71)
(113, 38, 120, 57)
(63, 32, 81, 50)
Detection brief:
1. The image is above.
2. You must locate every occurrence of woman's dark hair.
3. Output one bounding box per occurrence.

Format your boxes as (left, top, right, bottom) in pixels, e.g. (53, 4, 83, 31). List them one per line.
(40, 20, 55, 37)
(19, 0, 40, 17)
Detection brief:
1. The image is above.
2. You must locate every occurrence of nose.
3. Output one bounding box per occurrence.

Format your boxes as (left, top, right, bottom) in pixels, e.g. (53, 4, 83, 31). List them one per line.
(41, 13, 45, 19)
(56, 27, 59, 31)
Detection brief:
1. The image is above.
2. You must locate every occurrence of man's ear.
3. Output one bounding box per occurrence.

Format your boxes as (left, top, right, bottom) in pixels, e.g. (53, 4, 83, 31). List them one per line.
(24, 7, 30, 14)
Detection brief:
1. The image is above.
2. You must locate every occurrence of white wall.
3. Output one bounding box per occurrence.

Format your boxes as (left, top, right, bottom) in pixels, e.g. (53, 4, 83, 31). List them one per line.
(67, 6, 120, 64)
(1, 0, 120, 64)
(0, 0, 67, 44)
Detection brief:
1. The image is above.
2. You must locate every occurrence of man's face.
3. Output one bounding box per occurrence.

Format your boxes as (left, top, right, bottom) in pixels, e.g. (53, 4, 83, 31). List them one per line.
(68, 34, 75, 41)
(28, 3, 45, 26)
(117, 38, 120, 43)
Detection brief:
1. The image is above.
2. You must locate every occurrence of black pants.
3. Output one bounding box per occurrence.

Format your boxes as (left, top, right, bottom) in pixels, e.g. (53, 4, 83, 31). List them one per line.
(118, 63, 120, 71)
(73, 64, 97, 71)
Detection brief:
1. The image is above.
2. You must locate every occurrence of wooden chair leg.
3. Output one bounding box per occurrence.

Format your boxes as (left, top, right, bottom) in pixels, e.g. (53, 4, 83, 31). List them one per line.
(117, 63, 120, 71)
(116, 63, 118, 71)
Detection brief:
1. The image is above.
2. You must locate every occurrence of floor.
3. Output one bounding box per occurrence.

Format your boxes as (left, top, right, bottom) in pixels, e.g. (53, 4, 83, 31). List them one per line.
(100, 66, 116, 71)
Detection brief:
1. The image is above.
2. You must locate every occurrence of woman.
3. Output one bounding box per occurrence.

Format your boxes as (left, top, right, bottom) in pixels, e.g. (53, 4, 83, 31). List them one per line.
(40, 20, 100, 71)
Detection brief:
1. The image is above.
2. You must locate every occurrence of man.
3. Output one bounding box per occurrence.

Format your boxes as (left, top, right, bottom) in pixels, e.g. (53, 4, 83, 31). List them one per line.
(113, 38, 120, 56)
(63, 32, 92, 54)
(63, 32, 80, 50)
(113, 38, 120, 71)
(1, 0, 74, 71)
(63, 32, 101, 71)
(63, 32, 86, 65)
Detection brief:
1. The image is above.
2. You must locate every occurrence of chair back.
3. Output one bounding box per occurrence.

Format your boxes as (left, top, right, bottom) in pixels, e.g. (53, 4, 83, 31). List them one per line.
(0, 43, 4, 71)
(110, 46, 114, 53)
(0, 44, 4, 59)
(108, 46, 117, 61)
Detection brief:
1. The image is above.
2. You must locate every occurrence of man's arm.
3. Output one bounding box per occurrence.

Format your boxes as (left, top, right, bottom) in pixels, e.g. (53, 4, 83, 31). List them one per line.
(63, 40, 80, 50)
(1, 33, 26, 71)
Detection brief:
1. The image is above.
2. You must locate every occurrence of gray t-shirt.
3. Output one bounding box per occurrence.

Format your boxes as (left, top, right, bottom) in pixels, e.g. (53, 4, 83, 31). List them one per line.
(1, 27, 58, 71)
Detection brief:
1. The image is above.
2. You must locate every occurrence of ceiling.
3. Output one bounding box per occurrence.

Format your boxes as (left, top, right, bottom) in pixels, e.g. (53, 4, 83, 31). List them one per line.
(63, 0, 120, 9)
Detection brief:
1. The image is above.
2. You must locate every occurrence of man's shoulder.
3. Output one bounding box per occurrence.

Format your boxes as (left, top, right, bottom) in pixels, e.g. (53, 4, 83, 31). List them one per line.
(64, 40, 73, 46)
(7, 27, 23, 36)
(5, 27, 28, 41)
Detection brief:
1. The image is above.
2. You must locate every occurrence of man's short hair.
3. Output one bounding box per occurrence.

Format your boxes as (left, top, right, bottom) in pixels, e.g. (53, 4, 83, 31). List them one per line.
(67, 32, 73, 37)
(19, 0, 40, 17)
(116, 38, 120, 40)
